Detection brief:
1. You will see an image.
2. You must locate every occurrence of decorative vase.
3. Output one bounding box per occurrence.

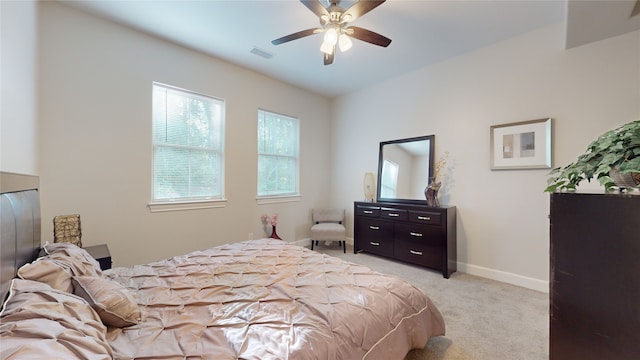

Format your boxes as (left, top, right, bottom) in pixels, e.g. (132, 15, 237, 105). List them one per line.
(270, 225, 282, 240)
(424, 177, 441, 207)
(610, 168, 640, 190)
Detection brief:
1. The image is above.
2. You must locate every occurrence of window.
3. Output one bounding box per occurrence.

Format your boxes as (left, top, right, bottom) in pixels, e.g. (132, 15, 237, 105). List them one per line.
(151, 83, 225, 208)
(380, 160, 399, 198)
(257, 110, 299, 199)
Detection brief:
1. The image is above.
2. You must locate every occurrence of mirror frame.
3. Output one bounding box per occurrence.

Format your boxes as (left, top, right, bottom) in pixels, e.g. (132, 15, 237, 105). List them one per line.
(376, 135, 435, 204)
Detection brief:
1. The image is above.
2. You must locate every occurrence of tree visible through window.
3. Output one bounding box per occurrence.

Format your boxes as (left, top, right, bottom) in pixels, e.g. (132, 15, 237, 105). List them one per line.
(152, 83, 225, 202)
(257, 110, 299, 197)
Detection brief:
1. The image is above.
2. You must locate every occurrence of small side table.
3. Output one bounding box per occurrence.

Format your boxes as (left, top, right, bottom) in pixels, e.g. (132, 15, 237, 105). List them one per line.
(84, 244, 112, 270)
(41, 243, 112, 270)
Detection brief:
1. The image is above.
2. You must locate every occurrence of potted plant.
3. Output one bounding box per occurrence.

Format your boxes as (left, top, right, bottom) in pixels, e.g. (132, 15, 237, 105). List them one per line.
(545, 119, 640, 192)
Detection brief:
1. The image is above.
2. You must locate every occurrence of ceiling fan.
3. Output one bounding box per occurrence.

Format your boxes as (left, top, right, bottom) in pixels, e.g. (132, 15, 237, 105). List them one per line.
(271, 0, 392, 65)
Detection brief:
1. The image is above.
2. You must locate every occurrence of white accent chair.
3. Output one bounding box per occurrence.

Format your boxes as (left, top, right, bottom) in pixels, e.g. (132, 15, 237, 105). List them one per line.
(310, 209, 346, 253)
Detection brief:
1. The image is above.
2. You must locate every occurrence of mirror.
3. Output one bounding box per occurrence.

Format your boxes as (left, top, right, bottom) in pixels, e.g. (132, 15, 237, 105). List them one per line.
(376, 135, 435, 203)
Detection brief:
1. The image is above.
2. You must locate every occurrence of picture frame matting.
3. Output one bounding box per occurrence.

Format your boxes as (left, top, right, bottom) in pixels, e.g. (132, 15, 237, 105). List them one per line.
(490, 118, 552, 170)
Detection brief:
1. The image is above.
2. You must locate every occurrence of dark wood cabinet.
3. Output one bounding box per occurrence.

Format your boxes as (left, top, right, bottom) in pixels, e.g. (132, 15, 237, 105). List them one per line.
(354, 201, 456, 278)
(550, 191, 640, 360)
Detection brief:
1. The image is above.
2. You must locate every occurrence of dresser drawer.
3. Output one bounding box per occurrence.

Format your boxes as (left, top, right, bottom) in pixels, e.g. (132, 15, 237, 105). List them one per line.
(395, 223, 442, 245)
(356, 219, 394, 256)
(356, 205, 380, 217)
(381, 208, 408, 221)
(394, 239, 442, 269)
(395, 223, 443, 269)
(408, 210, 441, 226)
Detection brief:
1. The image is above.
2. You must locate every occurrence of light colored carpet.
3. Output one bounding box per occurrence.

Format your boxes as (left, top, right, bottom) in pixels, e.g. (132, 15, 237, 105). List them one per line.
(313, 244, 549, 360)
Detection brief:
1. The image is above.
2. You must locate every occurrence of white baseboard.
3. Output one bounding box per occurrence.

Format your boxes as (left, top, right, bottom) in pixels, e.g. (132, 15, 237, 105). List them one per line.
(457, 262, 549, 293)
(292, 237, 354, 248)
(291, 238, 311, 247)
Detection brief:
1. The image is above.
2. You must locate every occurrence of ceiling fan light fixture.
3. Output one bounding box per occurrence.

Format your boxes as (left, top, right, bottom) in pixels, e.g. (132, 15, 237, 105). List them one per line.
(271, 0, 391, 65)
(324, 28, 338, 46)
(338, 34, 352, 52)
(320, 41, 334, 55)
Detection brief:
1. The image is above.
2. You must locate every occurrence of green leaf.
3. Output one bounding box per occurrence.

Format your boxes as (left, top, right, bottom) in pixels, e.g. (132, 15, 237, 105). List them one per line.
(545, 119, 640, 191)
(544, 184, 558, 192)
(620, 157, 640, 172)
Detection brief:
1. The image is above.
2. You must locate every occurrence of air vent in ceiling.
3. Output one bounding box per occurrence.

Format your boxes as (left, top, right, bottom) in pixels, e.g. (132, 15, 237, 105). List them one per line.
(250, 47, 274, 59)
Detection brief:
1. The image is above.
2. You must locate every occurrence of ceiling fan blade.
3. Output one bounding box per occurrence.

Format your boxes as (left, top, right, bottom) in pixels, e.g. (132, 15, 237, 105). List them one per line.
(324, 47, 335, 65)
(342, 0, 385, 22)
(347, 26, 392, 47)
(631, 0, 640, 17)
(272, 28, 321, 45)
(300, 0, 329, 18)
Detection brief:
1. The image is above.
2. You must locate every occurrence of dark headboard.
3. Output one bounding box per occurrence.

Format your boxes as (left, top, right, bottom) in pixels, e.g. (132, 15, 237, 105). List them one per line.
(1, 172, 41, 301)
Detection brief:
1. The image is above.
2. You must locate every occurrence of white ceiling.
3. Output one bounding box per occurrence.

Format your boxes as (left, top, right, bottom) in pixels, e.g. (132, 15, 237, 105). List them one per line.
(58, 0, 640, 98)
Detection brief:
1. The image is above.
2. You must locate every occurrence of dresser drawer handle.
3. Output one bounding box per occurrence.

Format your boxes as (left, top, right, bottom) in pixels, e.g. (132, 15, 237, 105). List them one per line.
(363, 210, 373, 214)
(417, 216, 431, 221)
(410, 232, 423, 237)
(387, 213, 400, 217)
(370, 241, 380, 246)
(409, 250, 423, 256)
(369, 225, 380, 230)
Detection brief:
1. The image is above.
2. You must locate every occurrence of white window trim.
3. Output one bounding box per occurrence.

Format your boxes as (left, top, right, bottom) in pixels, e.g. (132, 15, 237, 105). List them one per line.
(256, 194, 301, 205)
(148, 198, 227, 213)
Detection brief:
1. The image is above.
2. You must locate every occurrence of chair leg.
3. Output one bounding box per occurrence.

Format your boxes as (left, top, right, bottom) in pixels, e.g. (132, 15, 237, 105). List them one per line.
(311, 240, 314, 250)
(342, 240, 346, 253)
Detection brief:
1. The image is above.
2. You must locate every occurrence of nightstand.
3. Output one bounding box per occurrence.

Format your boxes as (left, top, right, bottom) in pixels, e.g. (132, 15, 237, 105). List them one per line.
(84, 244, 112, 270)
(40, 243, 112, 270)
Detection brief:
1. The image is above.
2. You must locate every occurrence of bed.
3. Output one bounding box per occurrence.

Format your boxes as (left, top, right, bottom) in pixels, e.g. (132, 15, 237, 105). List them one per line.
(1, 172, 446, 359)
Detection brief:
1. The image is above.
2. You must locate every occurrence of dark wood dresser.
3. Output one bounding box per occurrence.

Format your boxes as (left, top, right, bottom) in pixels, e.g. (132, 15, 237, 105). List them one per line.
(549, 191, 640, 360)
(353, 201, 456, 278)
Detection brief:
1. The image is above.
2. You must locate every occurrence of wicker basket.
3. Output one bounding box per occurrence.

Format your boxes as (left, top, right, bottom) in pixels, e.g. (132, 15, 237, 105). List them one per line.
(53, 214, 82, 247)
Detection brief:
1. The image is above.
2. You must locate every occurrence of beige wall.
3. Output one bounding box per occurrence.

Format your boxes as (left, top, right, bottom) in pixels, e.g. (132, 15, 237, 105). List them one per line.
(331, 24, 640, 291)
(7, 1, 639, 291)
(37, 2, 332, 267)
(1, 0, 38, 175)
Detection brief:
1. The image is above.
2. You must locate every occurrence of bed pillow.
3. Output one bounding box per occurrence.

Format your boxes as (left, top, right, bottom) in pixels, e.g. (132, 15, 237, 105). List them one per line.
(43, 241, 103, 277)
(72, 276, 141, 327)
(0, 279, 113, 359)
(17, 243, 102, 293)
(17, 257, 74, 292)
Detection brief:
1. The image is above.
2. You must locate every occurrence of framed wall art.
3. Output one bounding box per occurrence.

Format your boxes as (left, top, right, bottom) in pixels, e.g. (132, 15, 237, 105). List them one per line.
(490, 118, 552, 170)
